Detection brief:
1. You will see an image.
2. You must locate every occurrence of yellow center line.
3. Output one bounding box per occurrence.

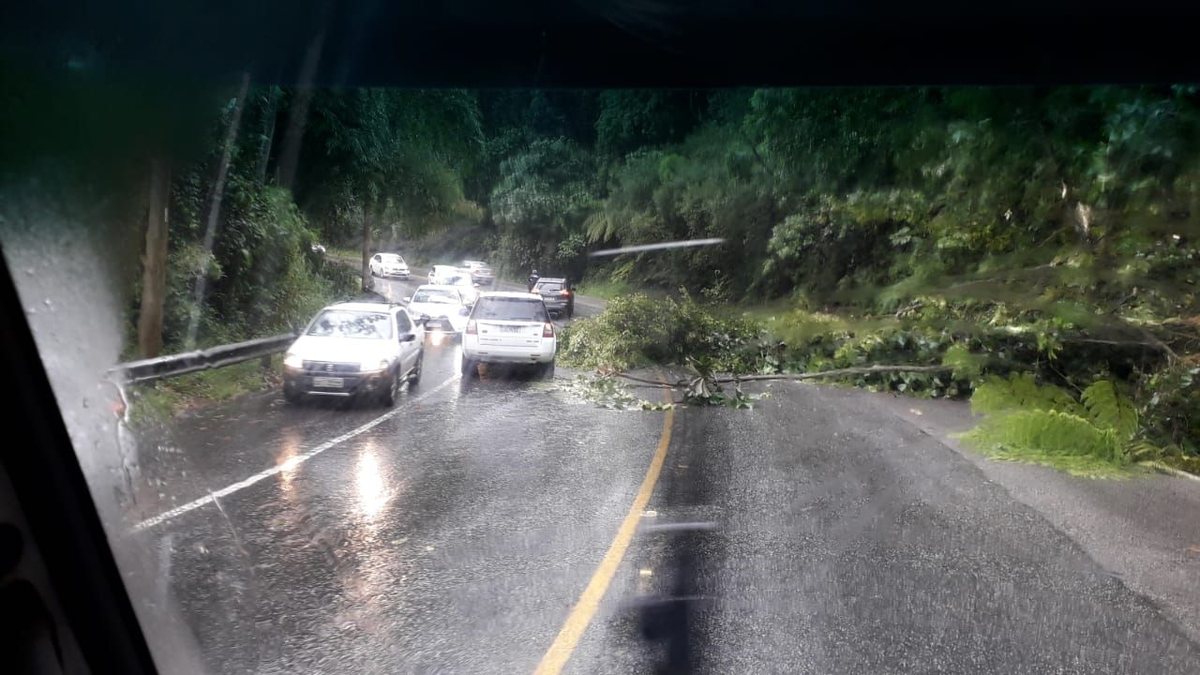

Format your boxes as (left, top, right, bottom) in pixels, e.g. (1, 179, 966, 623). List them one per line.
(533, 390, 676, 675)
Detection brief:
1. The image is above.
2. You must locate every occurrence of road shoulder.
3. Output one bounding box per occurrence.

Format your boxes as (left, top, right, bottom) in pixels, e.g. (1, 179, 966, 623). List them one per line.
(816, 384, 1200, 644)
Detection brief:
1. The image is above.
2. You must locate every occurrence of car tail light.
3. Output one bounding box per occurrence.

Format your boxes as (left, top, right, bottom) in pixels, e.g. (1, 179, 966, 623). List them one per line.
(559, 289, 571, 297)
(543, 322, 555, 338)
(466, 320, 477, 335)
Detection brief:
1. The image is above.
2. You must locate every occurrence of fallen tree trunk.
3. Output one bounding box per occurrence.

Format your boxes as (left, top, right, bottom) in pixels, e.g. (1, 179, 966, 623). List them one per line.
(616, 364, 952, 389)
(716, 364, 952, 384)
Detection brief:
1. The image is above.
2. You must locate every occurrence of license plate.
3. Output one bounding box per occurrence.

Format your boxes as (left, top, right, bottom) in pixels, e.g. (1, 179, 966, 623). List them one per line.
(312, 376, 344, 388)
(500, 325, 524, 333)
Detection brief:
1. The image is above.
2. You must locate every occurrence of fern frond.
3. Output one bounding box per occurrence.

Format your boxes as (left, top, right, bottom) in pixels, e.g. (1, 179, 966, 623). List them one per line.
(1081, 380, 1138, 440)
(970, 373, 1084, 417)
(963, 408, 1127, 467)
(1124, 440, 1162, 461)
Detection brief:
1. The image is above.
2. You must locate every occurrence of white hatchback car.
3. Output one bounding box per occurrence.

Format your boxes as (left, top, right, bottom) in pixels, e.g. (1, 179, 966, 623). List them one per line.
(428, 264, 461, 285)
(282, 302, 424, 405)
(461, 292, 556, 378)
(406, 284, 471, 335)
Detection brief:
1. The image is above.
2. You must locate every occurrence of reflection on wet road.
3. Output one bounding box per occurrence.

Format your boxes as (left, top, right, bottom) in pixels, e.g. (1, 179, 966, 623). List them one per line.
(123, 278, 671, 673)
(117, 275, 1200, 674)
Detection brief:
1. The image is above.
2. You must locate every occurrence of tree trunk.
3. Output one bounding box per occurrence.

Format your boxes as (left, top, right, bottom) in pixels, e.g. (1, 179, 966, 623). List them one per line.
(255, 86, 279, 183)
(137, 158, 171, 358)
(361, 205, 374, 291)
(276, 30, 325, 190)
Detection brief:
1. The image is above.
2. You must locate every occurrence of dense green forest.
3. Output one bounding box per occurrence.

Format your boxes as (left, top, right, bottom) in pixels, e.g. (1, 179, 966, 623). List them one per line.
(4, 79, 1198, 471)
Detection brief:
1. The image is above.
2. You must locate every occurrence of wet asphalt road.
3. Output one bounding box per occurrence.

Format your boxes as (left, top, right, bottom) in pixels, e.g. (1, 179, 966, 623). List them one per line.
(115, 275, 1200, 674)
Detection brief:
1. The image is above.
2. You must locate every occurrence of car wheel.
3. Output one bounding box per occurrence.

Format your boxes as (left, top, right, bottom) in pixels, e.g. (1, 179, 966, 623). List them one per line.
(461, 356, 477, 379)
(540, 359, 556, 380)
(283, 387, 303, 405)
(381, 368, 401, 407)
(409, 351, 423, 385)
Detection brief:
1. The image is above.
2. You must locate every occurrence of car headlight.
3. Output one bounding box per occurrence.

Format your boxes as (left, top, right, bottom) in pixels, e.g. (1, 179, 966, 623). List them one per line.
(283, 352, 303, 369)
(361, 358, 390, 373)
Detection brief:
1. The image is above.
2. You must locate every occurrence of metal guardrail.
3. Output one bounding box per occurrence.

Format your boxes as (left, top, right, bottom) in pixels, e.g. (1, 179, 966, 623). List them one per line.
(108, 333, 296, 384)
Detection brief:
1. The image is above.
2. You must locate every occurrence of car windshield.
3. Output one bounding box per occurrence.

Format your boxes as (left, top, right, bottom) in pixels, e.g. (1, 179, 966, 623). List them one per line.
(412, 289, 459, 304)
(6, 37, 1200, 675)
(474, 297, 549, 322)
(306, 310, 392, 339)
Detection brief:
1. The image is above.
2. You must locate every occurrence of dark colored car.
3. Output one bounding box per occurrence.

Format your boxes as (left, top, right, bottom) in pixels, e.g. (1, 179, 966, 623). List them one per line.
(533, 277, 574, 318)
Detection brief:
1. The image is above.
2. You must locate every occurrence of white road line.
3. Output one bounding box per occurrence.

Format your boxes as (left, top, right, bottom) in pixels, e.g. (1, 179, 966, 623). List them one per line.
(131, 375, 458, 533)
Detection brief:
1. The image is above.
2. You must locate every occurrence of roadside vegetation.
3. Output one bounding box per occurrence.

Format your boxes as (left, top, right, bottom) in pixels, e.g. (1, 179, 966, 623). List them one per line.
(130, 356, 284, 426)
(10, 75, 1197, 472)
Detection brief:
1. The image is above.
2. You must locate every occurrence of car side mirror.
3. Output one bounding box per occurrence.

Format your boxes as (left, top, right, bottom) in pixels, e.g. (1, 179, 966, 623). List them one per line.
(400, 332, 417, 342)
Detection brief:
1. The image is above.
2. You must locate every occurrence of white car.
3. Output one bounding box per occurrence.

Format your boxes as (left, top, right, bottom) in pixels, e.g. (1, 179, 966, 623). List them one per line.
(428, 264, 461, 285)
(282, 302, 424, 406)
(461, 260, 495, 286)
(406, 285, 471, 335)
(461, 292, 557, 378)
(369, 252, 410, 279)
(442, 272, 480, 306)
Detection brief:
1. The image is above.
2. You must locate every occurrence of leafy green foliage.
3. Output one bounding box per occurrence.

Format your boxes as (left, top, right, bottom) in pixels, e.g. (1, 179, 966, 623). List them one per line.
(129, 355, 283, 425)
(595, 91, 702, 157)
(942, 344, 986, 380)
(297, 88, 482, 244)
(962, 374, 1167, 475)
(970, 374, 1085, 417)
(1140, 364, 1200, 455)
(64, 81, 1196, 472)
(964, 409, 1129, 476)
(558, 293, 761, 373)
(1081, 380, 1139, 439)
(162, 175, 350, 348)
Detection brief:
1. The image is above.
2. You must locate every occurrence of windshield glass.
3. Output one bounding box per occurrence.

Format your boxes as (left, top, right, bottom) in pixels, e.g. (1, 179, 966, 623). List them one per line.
(474, 297, 549, 321)
(306, 310, 392, 339)
(412, 289, 459, 304)
(6, 64, 1200, 675)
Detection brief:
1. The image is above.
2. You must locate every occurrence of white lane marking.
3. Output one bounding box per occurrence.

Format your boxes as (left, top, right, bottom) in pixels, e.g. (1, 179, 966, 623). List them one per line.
(131, 375, 458, 533)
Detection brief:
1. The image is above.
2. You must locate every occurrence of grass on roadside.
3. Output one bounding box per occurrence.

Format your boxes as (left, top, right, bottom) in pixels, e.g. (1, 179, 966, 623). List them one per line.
(129, 354, 283, 427)
(574, 278, 638, 301)
(742, 304, 900, 344)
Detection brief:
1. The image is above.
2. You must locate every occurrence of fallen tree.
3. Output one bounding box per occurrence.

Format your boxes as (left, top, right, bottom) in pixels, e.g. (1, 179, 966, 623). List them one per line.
(614, 364, 952, 390)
